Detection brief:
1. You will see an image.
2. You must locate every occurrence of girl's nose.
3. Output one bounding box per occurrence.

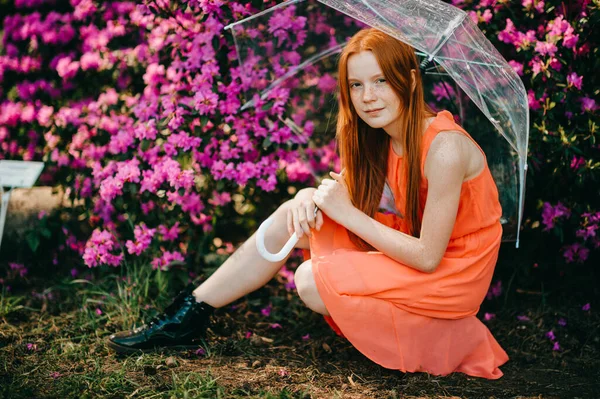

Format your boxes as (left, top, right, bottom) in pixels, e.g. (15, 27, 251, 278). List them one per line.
(362, 85, 377, 102)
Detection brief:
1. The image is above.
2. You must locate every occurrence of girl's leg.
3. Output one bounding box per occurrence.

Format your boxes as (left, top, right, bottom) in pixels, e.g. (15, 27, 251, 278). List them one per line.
(294, 260, 329, 316)
(192, 199, 310, 308)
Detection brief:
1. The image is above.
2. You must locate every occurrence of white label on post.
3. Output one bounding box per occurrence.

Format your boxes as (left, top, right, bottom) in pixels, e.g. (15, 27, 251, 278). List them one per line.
(0, 160, 45, 188)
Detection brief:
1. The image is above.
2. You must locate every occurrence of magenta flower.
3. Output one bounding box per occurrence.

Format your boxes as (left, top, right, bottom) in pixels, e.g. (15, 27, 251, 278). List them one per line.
(302, 334, 310, 340)
(270, 323, 283, 329)
(582, 303, 591, 311)
(545, 330, 556, 341)
(95, 308, 102, 315)
(562, 243, 590, 263)
(508, 60, 524, 76)
(150, 251, 185, 271)
(558, 318, 567, 326)
(517, 315, 530, 321)
(580, 97, 597, 113)
(570, 155, 585, 170)
(193, 90, 219, 115)
(567, 72, 583, 90)
(484, 313, 496, 321)
(83, 229, 123, 268)
(553, 342, 561, 351)
(125, 223, 156, 256)
(157, 223, 180, 242)
(245, 331, 252, 339)
(195, 347, 206, 356)
(261, 304, 272, 317)
(541, 202, 571, 231)
(486, 280, 502, 300)
(431, 82, 456, 101)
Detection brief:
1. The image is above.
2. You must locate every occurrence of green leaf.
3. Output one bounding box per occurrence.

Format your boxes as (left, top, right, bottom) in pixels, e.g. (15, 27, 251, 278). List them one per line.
(26, 233, 40, 252)
(262, 137, 272, 149)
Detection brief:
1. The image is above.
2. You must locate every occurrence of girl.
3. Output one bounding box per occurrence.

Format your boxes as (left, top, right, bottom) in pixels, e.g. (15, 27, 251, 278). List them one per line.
(108, 28, 509, 380)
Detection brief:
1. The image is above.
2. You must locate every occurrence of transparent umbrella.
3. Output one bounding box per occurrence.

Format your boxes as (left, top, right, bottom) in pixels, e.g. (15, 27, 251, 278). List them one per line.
(224, 0, 530, 261)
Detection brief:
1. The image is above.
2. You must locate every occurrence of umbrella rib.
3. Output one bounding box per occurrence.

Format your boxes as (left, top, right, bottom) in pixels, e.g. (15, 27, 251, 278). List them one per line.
(240, 44, 344, 111)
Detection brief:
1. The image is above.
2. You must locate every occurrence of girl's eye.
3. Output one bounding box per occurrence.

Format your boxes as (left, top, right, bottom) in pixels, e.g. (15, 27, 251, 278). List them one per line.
(349, 78, 385, 88)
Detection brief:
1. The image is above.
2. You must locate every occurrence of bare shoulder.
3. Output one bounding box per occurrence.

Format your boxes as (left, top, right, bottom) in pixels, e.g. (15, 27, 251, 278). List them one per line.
(425, 130, 483, 181)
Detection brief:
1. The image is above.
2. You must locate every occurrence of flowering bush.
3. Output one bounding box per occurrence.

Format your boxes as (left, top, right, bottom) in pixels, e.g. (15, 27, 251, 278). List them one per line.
(445, 0, 599, 273)
(0, 0, 341, 272)
(0, 0, 597, 282)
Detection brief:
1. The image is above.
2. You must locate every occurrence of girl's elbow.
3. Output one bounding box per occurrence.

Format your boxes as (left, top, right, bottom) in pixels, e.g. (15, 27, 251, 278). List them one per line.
(423, 257, 441, 273)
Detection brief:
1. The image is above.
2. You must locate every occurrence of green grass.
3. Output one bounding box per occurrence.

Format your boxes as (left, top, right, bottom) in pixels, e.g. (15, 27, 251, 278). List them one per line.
(1, 257, 599, 398)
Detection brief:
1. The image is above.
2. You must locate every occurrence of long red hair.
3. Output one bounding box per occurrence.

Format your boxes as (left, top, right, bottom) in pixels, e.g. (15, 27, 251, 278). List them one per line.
(336, 28, 436, 251)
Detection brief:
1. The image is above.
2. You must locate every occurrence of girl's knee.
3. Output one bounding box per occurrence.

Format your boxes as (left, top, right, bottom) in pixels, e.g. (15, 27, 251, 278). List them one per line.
(294, 260, 314, 298)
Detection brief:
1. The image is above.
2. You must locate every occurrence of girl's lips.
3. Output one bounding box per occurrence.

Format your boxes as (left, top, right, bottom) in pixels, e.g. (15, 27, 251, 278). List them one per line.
(366, 108, 383, 115)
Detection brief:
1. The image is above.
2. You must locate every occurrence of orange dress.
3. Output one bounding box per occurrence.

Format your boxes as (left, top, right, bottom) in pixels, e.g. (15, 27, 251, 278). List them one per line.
(302, 110, 509, 379)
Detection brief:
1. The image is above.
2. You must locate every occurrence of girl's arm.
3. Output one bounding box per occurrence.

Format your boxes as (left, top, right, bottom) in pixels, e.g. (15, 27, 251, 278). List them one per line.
(342, 132, 469, 273)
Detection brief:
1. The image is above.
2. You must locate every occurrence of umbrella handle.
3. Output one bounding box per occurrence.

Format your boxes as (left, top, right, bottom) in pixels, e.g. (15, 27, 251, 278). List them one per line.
(256, 206, 319, 262)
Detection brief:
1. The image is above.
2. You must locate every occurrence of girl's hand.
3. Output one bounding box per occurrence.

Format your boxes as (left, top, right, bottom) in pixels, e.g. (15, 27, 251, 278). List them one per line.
(287, 195, 324, 238)
(312, 169, 354, 226)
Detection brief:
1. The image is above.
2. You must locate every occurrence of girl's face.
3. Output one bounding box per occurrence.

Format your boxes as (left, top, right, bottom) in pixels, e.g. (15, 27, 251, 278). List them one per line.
(347, 51, 411, 137)
(348, 51, 415, 137)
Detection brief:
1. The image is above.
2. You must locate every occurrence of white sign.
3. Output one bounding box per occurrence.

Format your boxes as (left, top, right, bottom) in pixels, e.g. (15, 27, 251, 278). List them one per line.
(0, 160, 45, 188)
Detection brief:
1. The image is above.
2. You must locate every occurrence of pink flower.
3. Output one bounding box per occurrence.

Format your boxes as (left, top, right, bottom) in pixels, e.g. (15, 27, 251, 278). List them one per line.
(562, 243, 590, 263)
(150, 251, 185, 271)
(541, 202, 571, 231)
(508, 60, 524, 76)
(83, 229, 123, 268)
(261, 304, 272, 317)
(570, 155, 585, 170)
(553, 342, 561, 351)
(567, 72, 583, 90)
(270, 323, 283, 329)
(582, 303, 591, 311)
(517, 315, 530, 321)
(431, 82, 456, 101)
(545, 330, 556, 341)
(193, 90, 219, 115)
(558, 318, 567, 326)
(56, 57, 80, 80)
(125, 223, 156, 256)
(534, 41, 557, 57)
(245, 331, 252, 339)
(95, 308, 102, 315)
(486, 280, 502, 300)
(157, 223, 180, 242)
(80, 52, 101, 71)
(302, 334, 310, 340)
(580, 97, 597, 113)
(195, 347, 206, 356)
(484, 312, 496, 321)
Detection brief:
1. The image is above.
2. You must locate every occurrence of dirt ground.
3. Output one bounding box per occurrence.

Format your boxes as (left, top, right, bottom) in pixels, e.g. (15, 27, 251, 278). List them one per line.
(1, 286, 599, 398)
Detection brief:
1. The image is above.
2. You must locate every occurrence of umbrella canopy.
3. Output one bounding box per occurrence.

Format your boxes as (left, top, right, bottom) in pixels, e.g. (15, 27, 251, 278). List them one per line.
(224, 0, 529, 248)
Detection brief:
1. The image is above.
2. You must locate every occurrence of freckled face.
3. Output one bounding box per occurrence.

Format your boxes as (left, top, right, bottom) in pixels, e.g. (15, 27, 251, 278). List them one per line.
(347, 51, 403, 135)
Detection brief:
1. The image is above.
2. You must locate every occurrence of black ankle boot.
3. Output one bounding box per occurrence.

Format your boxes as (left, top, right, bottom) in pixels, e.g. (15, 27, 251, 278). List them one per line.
(106, 283, 216, 354)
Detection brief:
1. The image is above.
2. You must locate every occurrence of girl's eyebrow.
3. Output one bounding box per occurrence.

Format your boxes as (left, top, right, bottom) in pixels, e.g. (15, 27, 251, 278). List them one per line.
(348, 73, 385, 82)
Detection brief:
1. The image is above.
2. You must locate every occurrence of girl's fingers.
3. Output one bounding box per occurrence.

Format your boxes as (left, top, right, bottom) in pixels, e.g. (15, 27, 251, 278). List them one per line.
(287, 208, 293, 236)
(292, 207, 303, 238)
(316, 210, 323, 230)
(298, 202, 311, 237)
(306, 202, 316, 229)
